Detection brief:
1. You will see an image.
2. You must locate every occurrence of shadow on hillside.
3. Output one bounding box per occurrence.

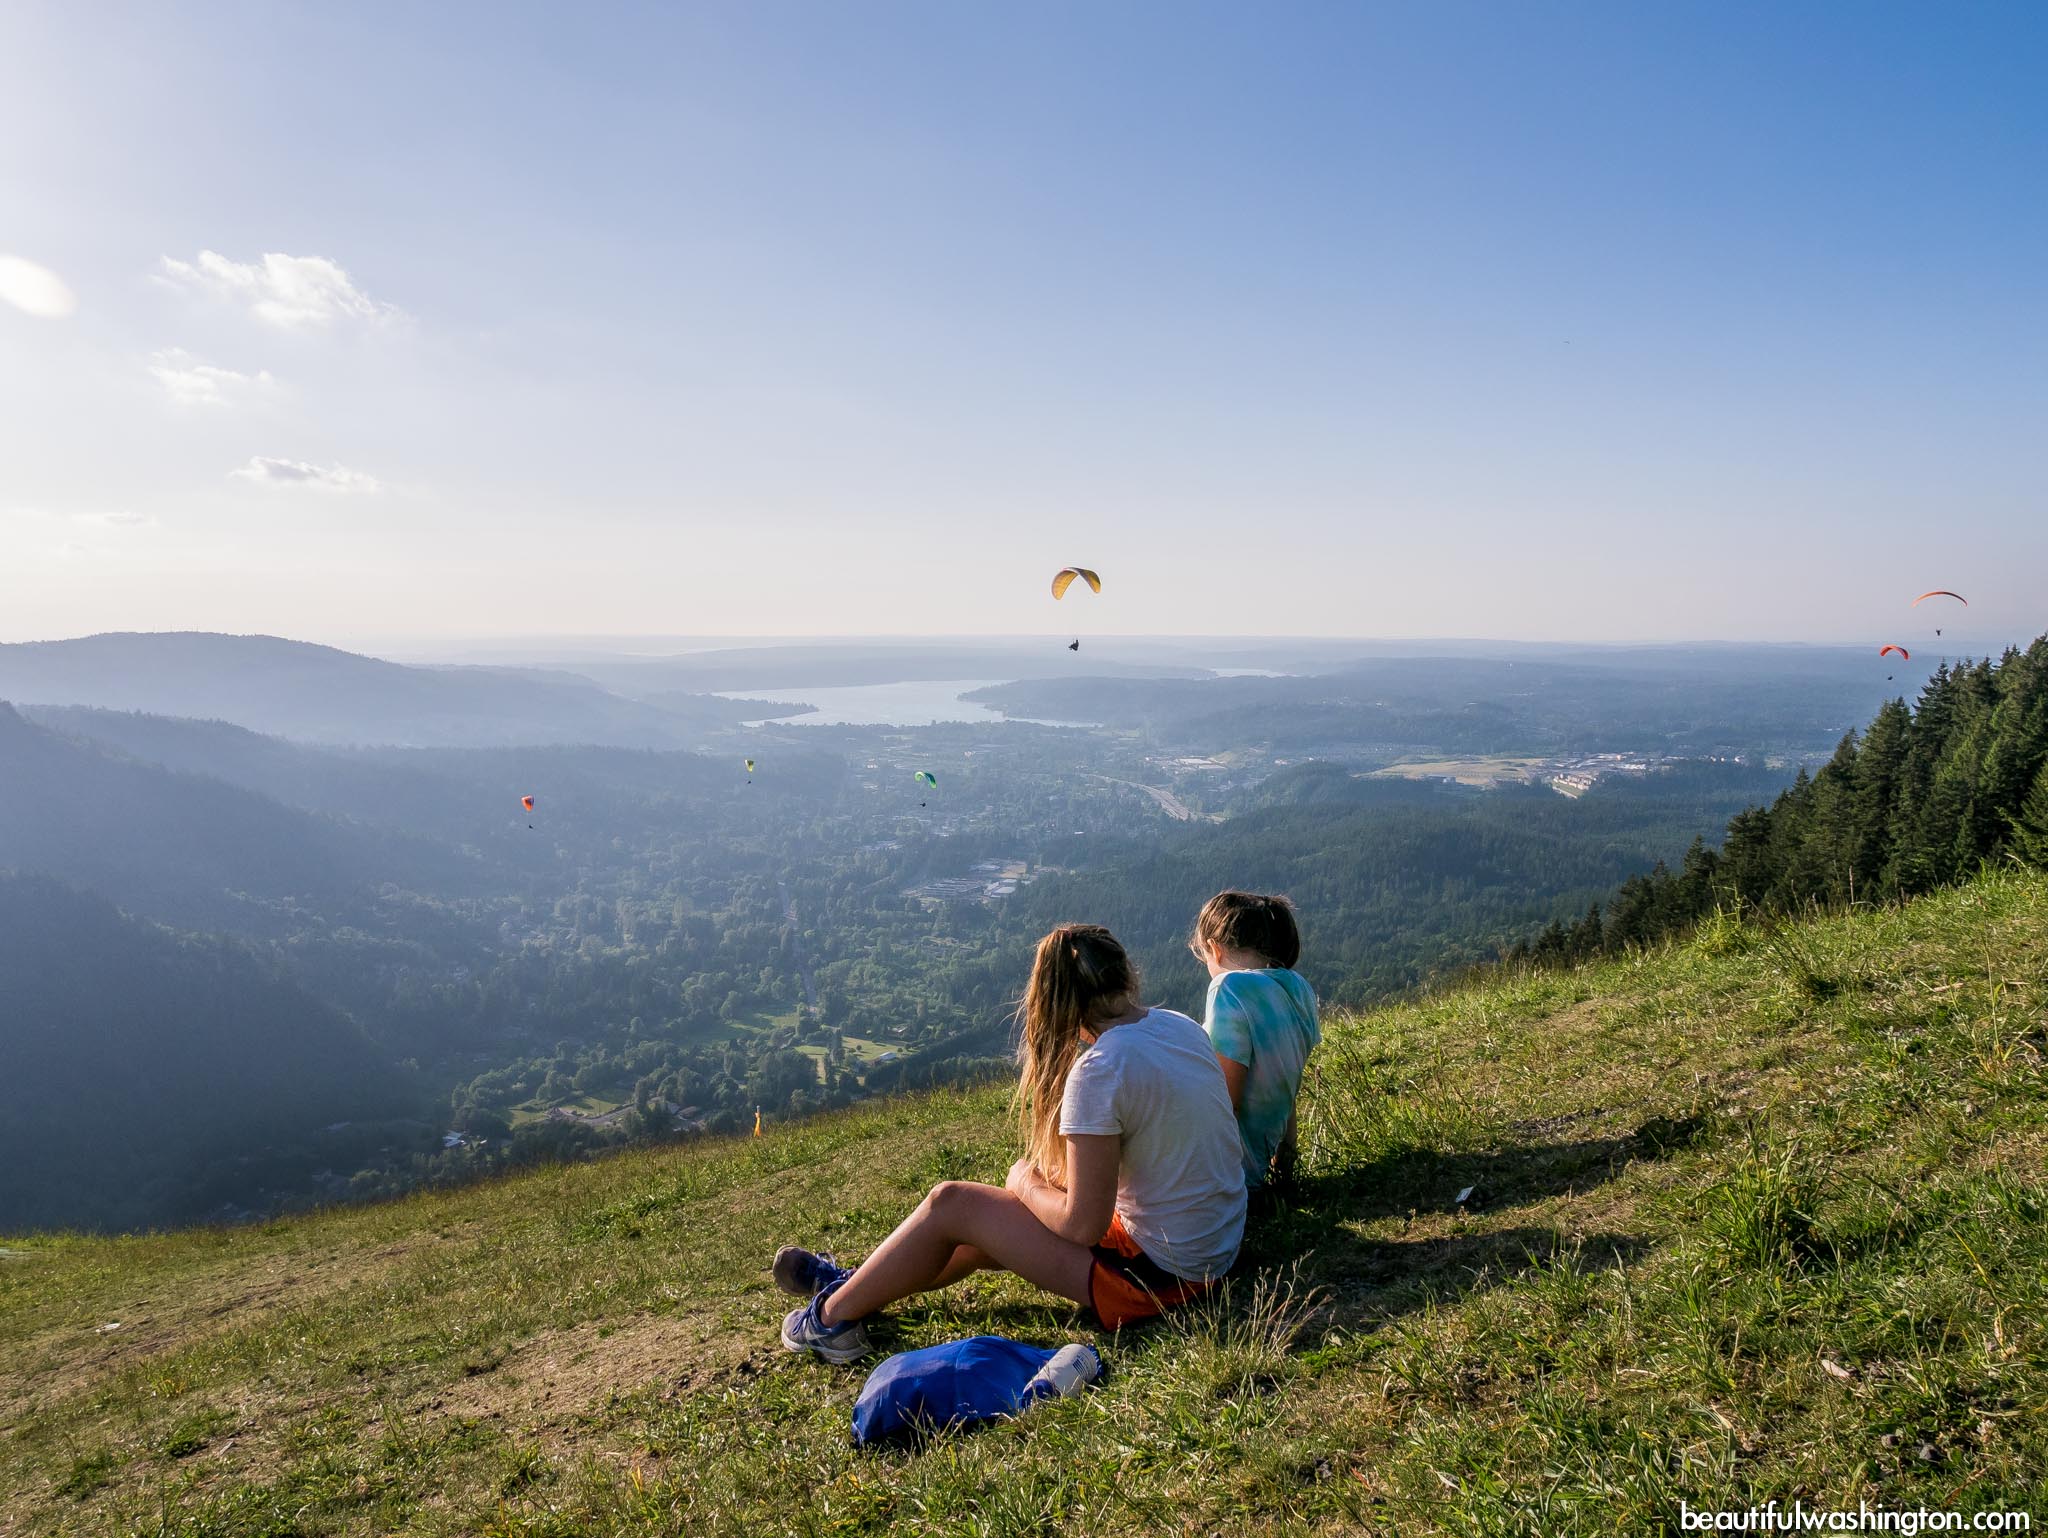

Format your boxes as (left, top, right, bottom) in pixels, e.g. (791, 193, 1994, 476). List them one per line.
(1262, 1112, 1703, 1251)
(877, 1223, 1652, 1356)
(868, 1118, 1696, 1352)
(1288, 1223, 1653, 1333)
(1231, 1113, 1700, 1327)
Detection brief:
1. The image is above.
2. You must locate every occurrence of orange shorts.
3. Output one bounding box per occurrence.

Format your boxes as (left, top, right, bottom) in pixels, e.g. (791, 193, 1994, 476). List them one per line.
(1087, 1213, 1219, 1329)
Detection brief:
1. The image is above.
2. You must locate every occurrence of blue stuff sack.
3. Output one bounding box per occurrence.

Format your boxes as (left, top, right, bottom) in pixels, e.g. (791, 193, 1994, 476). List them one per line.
(851, 1335, 1103, 1446)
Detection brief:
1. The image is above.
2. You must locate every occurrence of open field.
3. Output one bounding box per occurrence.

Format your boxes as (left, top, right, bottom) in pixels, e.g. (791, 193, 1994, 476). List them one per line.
(1372, 756, 1556, 787)
(505, 1094, 627, 1131)
(796, 1034, 893, 1069)
(3, 871, 2044, 1535)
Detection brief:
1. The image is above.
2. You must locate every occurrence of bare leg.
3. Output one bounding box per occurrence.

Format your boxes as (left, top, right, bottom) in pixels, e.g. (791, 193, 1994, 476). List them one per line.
(931, 1244, 993, 1288)
(821, 1182, 1094, 1326)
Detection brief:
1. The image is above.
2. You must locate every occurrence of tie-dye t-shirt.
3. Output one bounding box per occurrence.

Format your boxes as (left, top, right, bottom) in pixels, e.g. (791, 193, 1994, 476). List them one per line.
(1202, 968, 1320, 1186)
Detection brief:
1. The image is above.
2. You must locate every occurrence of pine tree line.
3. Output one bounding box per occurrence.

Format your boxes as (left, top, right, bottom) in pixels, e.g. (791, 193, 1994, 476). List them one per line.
(1510, 637, 2048, 964)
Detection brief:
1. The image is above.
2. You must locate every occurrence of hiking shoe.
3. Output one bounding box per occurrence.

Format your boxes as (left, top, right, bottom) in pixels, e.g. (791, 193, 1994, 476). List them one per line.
(772, 1245, 853, 1298)
(780, 1285, 873, 1365)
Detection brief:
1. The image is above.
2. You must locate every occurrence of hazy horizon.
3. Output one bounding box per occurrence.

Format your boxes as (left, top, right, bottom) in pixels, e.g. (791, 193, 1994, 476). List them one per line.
(1, 627, 2028, 664)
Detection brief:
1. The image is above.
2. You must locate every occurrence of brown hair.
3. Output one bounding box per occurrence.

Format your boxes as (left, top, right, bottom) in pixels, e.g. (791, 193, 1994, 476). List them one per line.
(1015, 924, 1138, 1185)
(1191, 890, 1301, 969)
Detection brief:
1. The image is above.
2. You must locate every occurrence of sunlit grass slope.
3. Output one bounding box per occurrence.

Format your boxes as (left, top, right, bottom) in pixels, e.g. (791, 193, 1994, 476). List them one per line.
(4, 871, 2045, 1535)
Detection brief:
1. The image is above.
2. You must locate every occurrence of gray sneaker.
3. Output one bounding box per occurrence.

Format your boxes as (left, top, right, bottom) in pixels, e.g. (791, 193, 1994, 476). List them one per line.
(780, 1285, 873, 1365)
(772, 1246, 854, 1298)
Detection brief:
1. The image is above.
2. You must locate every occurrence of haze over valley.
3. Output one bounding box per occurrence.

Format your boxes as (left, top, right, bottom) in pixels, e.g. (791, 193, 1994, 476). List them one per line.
(0, 626, 1935, 1231)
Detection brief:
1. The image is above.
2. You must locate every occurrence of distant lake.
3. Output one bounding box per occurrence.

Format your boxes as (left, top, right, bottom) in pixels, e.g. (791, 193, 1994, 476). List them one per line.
(718, 678, 1090, 728)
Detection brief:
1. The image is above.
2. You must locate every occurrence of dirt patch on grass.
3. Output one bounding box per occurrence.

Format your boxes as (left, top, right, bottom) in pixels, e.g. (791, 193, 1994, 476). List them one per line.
(432, 1311, 758, 1438)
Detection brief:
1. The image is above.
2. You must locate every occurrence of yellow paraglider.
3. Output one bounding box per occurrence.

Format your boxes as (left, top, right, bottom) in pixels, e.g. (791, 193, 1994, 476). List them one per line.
(1050, 567, 1101, 600)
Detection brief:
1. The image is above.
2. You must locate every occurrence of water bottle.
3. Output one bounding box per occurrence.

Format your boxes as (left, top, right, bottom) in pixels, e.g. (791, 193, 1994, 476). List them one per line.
(1021, 1342, 1102, 1405)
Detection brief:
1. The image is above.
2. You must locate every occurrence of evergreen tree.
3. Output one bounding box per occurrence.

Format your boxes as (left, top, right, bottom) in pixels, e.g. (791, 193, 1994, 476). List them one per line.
(1514, 636, 2048, 964)
(2010, 761, 2048, 868)
(1848, 700, 1911, 898)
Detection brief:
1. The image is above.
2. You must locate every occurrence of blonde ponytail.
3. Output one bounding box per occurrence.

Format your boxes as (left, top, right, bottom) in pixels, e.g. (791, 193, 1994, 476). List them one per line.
(1015, 924, 1137, 1185)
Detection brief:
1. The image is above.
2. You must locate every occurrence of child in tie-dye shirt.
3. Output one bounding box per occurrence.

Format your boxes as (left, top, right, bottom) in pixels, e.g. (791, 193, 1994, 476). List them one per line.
(1191, 891, 1320, 1188)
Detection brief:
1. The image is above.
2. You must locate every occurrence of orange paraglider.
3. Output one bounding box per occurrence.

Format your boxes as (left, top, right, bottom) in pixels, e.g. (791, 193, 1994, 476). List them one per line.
(521, 795, 535, 811)
(1912, 591, 1966, 638)
(1879, 645, 1909, 661)
(1050, 567, 1101, 600)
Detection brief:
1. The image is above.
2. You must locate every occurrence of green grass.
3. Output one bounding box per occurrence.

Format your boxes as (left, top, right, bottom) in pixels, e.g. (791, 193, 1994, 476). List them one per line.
(797, 1034, 891, 1069)
(4, 870, 2046, 1534)
(505, 1093, 627, 1130)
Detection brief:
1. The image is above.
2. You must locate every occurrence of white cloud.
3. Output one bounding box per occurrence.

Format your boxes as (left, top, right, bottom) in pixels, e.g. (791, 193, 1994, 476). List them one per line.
(230, 456, 384, 494)
(0, 254, 76, 319)
(147, 348, 276, 406)
(157, 250, 400, 329)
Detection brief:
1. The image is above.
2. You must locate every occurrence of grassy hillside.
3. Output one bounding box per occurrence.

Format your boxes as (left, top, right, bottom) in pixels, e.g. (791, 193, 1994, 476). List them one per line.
(3, 871, 2044, 1535)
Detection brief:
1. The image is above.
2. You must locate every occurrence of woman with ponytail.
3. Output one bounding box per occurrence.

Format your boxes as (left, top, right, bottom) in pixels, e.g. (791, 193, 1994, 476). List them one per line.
(775, 924, 1247, 1362)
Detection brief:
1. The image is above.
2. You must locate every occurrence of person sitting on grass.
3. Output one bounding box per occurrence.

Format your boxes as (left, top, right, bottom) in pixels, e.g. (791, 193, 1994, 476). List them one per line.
(1191, 891, 1320, 1190)
(774, 922, 1247, 1363)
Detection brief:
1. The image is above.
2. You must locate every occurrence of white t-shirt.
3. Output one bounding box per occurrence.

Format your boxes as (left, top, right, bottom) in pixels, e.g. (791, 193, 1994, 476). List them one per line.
(1058, 1006, 1247, 1281)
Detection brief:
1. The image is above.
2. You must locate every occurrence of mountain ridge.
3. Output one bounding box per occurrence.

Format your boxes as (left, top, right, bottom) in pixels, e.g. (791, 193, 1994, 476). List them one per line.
(0, 632, 752, 748)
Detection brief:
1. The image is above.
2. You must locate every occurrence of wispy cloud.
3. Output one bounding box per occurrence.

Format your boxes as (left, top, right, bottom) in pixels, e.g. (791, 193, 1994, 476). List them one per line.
(230, 456, 385, 494)
(147, 348, 276, 406)
(158, 250, 401, 329)
(0, 254, 76, 319)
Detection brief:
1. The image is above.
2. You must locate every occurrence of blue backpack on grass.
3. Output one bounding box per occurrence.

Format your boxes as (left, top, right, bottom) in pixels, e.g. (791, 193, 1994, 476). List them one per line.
(851, 1336, 1103, 1447)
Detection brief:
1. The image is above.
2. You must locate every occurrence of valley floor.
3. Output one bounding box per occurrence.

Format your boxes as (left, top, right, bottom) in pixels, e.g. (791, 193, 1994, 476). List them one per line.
(3, 872, 2045, 1535)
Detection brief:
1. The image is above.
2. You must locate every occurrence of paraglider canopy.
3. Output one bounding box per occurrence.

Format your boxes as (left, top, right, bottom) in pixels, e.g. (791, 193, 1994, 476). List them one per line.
(1879, 645, 1910, 660)
(745, 759, 756, 773)
(1050, 567, 1101, 600)
(914, 770, 937, 787)
(1911, 591, 1966, 607)
(521, 794, 535, 811)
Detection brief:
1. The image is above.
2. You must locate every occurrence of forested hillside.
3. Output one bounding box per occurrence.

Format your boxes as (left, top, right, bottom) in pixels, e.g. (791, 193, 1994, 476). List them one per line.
(0, 704, 467, 934)
(1519, 639, 2048, 961)
(996, 761, 1792, 1007)
(0, 874, 404, 1233)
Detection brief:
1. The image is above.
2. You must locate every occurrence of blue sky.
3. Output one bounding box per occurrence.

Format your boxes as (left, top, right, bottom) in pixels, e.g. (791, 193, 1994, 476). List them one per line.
(1, 2, 2042, 646)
